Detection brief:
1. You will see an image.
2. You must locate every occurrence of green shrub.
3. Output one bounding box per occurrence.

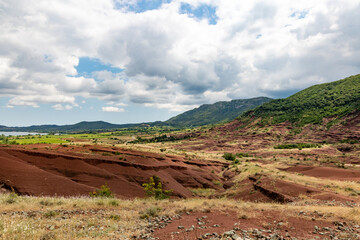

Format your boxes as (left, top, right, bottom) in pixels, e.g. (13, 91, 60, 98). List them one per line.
(139, 207, 162, 219)
(212, 180, 223, 187)
(236, 152, 251, 158)
(44, 210, 58, 218)
(223, 153, 236, 161)
(339, 139, 359, 144)
(142, 176, 172, 200)
(39, 200, 54, 206)
(108, 200, 119, 206)
(109, 214, 121, 220)
(130, 134, 192, 144)
(89, 183, 114, 198)
(274, 143, 321, 149)
(4, 192, 18, 204)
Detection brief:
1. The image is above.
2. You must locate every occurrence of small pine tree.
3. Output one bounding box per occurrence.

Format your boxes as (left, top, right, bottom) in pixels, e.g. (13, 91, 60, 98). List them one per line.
(142, 175, 172, 200)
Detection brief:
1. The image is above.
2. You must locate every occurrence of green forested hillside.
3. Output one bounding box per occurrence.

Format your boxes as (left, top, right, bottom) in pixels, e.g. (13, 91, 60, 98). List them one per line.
(165, 97, 272, 127)
(240, 74, 360, 126)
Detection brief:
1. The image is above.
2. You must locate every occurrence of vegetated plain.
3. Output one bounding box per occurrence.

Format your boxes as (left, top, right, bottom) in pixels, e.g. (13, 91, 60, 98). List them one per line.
(1, 74, 360, 239)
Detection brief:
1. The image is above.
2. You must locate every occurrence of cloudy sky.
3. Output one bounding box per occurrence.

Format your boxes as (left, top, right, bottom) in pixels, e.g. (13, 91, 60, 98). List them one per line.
(0, 0, 359, 126)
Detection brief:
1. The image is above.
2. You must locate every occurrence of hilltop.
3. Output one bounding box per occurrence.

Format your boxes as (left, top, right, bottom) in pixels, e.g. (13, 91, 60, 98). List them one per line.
(165, 97, 272, 127)
(239, 74, 360, 127)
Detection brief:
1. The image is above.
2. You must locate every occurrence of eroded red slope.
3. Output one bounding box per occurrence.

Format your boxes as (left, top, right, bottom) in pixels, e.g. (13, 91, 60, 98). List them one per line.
(0, 145, 227, 198)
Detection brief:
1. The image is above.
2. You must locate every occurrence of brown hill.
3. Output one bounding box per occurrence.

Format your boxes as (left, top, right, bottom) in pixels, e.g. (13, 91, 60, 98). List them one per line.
(0, 145, 227, 198)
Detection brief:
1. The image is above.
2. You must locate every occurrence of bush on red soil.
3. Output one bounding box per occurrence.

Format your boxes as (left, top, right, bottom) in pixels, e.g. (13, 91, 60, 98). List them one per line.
(89, 183, 114, 198)
(143, 175, 172, 200)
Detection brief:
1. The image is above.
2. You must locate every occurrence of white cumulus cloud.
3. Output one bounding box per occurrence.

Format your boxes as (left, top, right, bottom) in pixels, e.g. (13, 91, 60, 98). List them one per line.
(0, 0, 359, 111)
(52, 104, 73, 111)
(102, 106, 125, 112)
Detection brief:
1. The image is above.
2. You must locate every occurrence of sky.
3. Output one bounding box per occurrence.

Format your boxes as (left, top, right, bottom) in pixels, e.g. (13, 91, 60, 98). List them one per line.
(0, 0, 359, 126)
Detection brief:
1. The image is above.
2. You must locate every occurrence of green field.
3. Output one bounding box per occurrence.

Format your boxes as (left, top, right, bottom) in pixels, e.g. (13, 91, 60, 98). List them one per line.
(0, 126, 193, 145)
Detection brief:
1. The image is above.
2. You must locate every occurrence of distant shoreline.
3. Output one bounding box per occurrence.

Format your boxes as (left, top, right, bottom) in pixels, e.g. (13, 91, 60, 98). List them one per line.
(0, 131, 47, 136)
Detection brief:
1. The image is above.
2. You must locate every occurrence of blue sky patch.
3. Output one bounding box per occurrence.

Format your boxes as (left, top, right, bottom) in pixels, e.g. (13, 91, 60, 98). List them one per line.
(115, 0, 172, 13)
(180, 3, 218, 25)
(44, 55, 52, 63)
(75, 57, 123, 78)
(290, 10, 308, 19)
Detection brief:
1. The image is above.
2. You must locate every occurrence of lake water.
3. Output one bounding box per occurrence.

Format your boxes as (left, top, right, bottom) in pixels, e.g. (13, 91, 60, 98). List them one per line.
(0, 131, 47, 136)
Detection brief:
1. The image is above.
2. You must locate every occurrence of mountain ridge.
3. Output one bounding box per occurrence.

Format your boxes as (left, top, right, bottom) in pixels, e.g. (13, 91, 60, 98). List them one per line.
(0, 97, 271, 132)
(165, 97, 272, 127)
(238, 74, 360, 128)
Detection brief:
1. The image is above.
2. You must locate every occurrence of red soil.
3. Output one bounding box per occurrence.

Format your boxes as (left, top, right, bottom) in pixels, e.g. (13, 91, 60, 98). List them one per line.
(154, 211, 240, 240)
(283, 165, 360, 181)
(252, 175, 319, 201)
(154, 210, 337, 240)
(313, 192, 356, 202)
(0, 145, 227, 198)
(225, 174, 357, 203)
(230, 178, 275, 202)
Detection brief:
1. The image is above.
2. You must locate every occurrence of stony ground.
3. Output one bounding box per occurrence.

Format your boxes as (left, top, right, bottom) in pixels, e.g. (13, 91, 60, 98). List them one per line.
(138, 210, 360, 240)
(1, 195, 359, 240)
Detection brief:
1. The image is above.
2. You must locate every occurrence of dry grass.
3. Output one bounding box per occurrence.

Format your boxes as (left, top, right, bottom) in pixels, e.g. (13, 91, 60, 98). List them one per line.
(1, 193, 360, 239)
(0, 195, 149, 239)
(188, 188, 216, 198)
(229, 161, 360, 198)
(116, 141, 227, 163)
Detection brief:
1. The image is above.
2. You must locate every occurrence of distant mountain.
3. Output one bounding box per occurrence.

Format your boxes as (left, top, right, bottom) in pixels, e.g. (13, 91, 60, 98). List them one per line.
(0, 121, 137, 133)
(0, 97, 273, 133)
(164, 97, 273, 127)
(56, 121, 127, 131)
(239, 74, 360, 127)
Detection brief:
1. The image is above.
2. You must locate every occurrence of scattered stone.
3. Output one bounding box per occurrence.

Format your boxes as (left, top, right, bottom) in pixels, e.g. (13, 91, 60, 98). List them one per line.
(185, 225, 195, 232)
